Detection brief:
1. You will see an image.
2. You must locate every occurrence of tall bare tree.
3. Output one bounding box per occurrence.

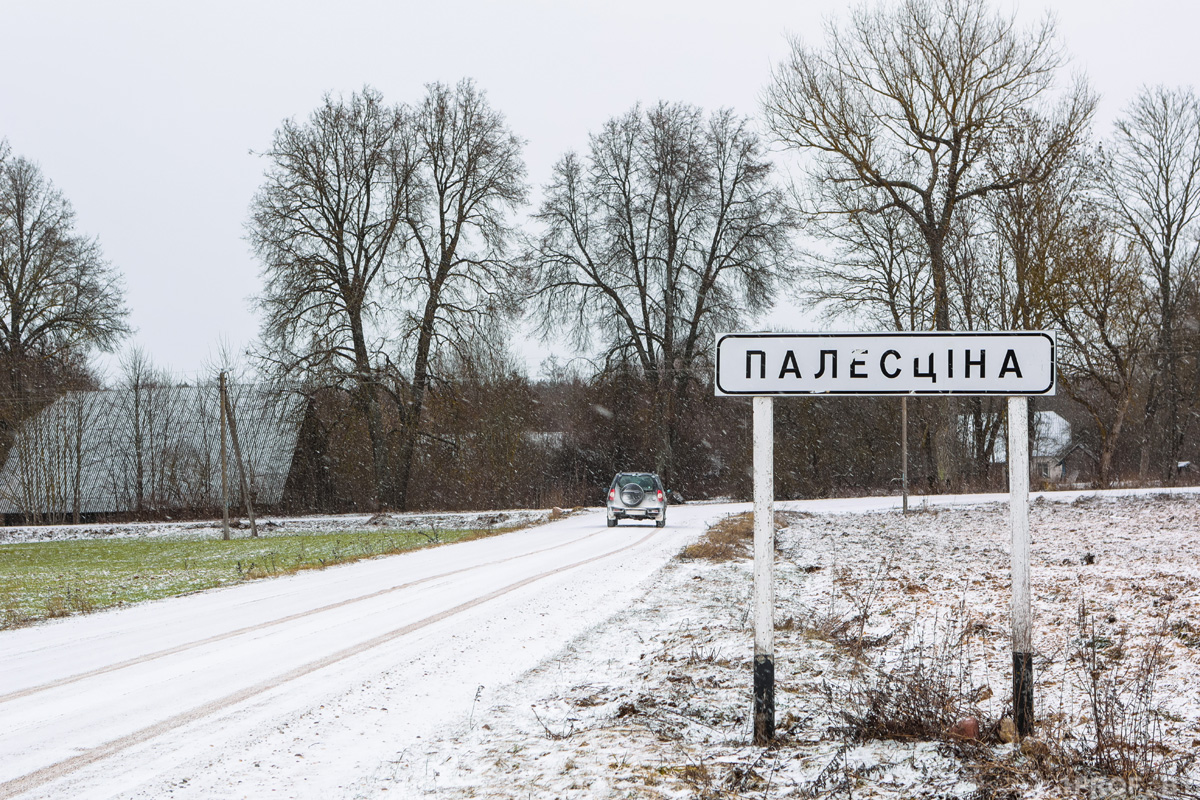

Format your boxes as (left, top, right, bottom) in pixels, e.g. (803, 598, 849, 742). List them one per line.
(249, 82, 525, 510)
(248, 87, 415, 507)
(763, 0, 1093, 332)
(0, 151, 128, 444)
(1101, 86, 1200, 478)
(1047, 212, 1151, 486)
(390, 79, 527, 510)
(530, 103, 796, 482)
(764, 0, 1092, 488)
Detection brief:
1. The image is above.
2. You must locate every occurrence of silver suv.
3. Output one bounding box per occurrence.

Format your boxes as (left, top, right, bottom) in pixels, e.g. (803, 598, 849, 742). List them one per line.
(606, 472, 666, 528)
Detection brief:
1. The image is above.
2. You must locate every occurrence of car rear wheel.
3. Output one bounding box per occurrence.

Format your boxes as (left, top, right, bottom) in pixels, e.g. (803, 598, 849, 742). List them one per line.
(656, 518, 666, 528)
(607, 517, 617, 528)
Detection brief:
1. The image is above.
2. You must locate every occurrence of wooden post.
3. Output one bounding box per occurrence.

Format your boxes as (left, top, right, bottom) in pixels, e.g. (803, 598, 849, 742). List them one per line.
(220, 372, 230, 541)
(901, 396, 909, 514)
(1008, 395, 1033, 736)
(222, 381, 258, 538)
(752, 396, 775, 745)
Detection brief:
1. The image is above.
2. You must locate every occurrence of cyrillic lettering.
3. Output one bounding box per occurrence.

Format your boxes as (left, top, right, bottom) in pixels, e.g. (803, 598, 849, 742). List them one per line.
(913, 353, 937, 382)
(965, 349, 985, 378)
(999, 349, 1023, 378)
(815, 350, 838, 379)
(880, 349, 901, 378)
(947, 349, 954, 378)
(746, 350, 766, 380)
(850, 350, 868, 378)
(778, 350, 802, 379)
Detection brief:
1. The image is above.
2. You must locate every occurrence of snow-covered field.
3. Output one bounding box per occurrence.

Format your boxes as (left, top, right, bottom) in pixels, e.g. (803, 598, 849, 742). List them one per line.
(375, 491, 1200, 798)
(2, 489, 1198, 798)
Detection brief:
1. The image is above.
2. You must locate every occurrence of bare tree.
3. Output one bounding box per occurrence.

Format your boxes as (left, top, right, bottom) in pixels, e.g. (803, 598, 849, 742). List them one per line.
(1048, 212, 1152, 487)
(248, 87, 415, 508)
(0, 152, 128, 432)
(949, 117, 1094, 478)
(763, 0, 1093, 331)
(985, 111, 1094, 330)
(1100, 86, 1200, 478)
(530, 103, 796, 482)
(804, 193, 933, 332)
(390, 79, 527, 510)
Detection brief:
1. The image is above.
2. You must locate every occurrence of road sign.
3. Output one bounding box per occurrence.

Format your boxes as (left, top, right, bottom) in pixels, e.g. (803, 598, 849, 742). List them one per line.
(715, 331, 1055, 396)
(719, 330, 1053, 744)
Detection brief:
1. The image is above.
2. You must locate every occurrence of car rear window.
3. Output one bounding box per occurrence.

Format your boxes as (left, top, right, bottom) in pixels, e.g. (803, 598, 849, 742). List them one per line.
(616, 474, 656, 490)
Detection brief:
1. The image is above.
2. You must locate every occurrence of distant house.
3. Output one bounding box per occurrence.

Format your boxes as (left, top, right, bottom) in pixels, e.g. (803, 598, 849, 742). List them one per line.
(1056, 443, 1099, 484)
(989, 410, 1074, 482)
(0, 385, 306, 523)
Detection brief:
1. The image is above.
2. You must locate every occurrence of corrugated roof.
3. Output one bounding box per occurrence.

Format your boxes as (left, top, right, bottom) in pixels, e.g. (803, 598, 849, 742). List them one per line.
(0, 385, 306, 517)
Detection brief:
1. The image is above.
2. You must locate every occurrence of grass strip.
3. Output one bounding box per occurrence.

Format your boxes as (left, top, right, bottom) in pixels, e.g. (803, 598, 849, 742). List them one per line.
(0, 526, 511, 629)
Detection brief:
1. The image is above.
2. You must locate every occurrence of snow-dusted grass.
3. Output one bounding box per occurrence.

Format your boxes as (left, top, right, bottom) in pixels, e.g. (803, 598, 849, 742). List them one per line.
(380, 494, 1200, 798)
(0, 525, 521, 628)
(0, 507, 551, 545)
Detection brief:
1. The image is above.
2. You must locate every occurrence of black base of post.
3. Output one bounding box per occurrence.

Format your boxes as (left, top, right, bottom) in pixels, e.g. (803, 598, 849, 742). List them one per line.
(753, 654, 775, 745)
(1013, 651, 1034, 737)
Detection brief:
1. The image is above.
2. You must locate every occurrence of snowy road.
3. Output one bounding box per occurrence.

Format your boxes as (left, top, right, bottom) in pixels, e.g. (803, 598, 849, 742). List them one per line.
(0, 504, 738, 799)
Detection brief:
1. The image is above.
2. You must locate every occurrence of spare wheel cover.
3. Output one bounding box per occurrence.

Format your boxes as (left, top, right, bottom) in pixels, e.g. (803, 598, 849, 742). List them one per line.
(621, 484, 645, 505)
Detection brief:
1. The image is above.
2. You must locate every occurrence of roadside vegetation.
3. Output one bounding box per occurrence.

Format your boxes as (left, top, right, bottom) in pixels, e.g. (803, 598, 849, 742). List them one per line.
(679, 511, 794, 561)
(0, 525, 512, 629)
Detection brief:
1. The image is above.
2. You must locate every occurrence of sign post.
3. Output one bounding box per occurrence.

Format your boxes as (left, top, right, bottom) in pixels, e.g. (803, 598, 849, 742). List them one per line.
(1008, 396, 1033, 736)
(716, 331, 1055, 744)
(901, 396, 909, 514)
(752, 396, 775, 744)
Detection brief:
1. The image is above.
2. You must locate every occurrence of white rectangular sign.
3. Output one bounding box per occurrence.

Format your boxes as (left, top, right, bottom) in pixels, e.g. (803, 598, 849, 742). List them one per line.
(715, 332, 1055, 396)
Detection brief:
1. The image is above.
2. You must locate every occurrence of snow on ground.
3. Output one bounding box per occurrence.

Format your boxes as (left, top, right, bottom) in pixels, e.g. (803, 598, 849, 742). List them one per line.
(0, 508, 553, 545)
(368, 492, 1200, 798)
(3, 489, 1199, 799)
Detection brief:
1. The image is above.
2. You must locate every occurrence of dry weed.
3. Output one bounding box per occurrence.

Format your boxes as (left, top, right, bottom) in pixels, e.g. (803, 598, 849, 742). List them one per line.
(680, 512, 790, 562)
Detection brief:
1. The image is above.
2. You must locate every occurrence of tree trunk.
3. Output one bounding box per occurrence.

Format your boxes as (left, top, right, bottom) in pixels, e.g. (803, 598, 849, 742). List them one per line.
(395, 295, 440, 512)
(926, 232, 959, 489)
(348, 309, 391, 510)
(929, 233, 951, 333)
(1159, 257, 1181, 483)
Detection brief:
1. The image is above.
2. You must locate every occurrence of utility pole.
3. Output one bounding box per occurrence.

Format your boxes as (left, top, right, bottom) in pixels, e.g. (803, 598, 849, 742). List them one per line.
(221, 379, 258, 538)
(220, 372, 230, 541)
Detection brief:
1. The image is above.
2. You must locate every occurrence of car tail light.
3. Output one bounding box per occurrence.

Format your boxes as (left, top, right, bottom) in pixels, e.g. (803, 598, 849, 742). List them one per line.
(656, 489, 664, 502)
(609, 488, 616, 501)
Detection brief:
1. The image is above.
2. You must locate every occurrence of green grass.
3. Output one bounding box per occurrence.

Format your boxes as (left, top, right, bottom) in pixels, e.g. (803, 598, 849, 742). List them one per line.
(0, 526, 509, 629)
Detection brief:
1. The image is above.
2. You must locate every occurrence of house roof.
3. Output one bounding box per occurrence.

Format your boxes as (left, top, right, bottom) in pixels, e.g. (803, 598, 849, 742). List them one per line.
(0, 384, 306, 516)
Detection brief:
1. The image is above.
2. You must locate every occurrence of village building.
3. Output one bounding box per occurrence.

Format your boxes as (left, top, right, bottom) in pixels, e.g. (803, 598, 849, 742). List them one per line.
(0, 385, 307, 524)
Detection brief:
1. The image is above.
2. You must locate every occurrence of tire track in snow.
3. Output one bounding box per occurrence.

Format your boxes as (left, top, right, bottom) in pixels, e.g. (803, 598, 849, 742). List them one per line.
(0, 526, 659, 799)
(0, 524, 614, 707)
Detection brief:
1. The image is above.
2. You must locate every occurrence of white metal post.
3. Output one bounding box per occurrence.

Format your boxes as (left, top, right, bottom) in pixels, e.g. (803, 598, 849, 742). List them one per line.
(901, 396, 909, 514)
(1008, 395, 1033, 736)
(752, 396, 775, 744)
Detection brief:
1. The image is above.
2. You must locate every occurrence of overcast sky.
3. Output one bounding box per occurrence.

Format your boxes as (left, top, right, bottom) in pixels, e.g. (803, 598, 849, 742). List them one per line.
(1, 0, 1195, 381)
